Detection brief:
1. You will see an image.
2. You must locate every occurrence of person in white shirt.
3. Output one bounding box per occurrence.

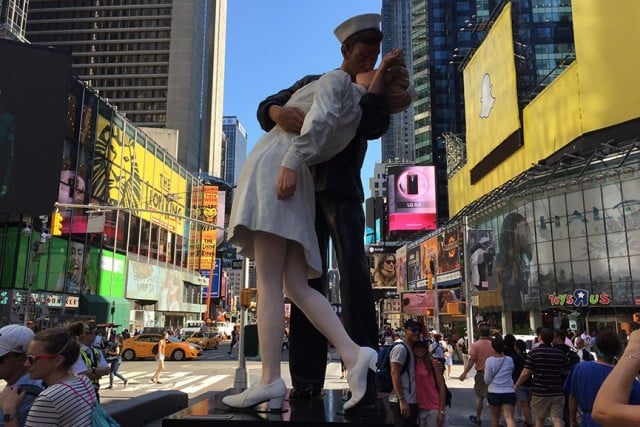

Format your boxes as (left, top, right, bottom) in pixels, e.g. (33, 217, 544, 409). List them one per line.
(484, 336, 516, 427)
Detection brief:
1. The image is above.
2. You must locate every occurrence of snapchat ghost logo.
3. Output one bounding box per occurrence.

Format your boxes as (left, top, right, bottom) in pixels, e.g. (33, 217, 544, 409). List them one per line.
(479, 73, 495, 118)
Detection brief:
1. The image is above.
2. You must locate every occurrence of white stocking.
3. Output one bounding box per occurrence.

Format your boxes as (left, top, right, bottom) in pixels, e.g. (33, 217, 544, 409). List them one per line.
(253, 231, 287, 385)
(282, 239, 360, 369)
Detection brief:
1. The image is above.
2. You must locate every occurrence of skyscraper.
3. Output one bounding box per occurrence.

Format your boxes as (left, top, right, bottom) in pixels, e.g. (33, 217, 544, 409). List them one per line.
(221, 116, 247, 186)
(25, 0, 227, 176)
(381, 0, 415, 164)
(0, 0, 28, 41)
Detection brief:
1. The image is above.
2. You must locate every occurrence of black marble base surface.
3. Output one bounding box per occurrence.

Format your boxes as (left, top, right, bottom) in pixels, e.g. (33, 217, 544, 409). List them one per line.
(162, 389, 393, 426)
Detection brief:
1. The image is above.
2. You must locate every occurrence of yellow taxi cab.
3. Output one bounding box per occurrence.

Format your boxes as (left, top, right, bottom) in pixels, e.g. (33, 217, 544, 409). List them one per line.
(121, 334, 202, 361)
(185, 331, 219, 350)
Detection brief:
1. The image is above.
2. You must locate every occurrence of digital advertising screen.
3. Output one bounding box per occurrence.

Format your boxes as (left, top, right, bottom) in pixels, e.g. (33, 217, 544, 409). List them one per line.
(387, 166, 437, 232)
(0, 41, 72, 214)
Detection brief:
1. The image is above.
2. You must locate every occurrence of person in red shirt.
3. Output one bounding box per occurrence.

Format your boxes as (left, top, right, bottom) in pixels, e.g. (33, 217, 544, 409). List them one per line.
(414, 338, 449, 426)
(459, 325, 496, 425)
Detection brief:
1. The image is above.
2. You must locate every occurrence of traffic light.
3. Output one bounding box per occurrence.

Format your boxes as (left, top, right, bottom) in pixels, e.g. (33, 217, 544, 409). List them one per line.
(51, 212, 64, 236)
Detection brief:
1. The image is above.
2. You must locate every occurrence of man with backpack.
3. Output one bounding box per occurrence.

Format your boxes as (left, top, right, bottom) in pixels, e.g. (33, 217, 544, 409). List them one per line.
(388, 319, 425, 427)
(553, 330, 580, 427)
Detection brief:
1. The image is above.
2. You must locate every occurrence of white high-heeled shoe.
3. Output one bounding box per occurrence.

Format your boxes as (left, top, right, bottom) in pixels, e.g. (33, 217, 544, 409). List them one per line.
(222, 378, 287, 411)
(343, 347, 377, 410)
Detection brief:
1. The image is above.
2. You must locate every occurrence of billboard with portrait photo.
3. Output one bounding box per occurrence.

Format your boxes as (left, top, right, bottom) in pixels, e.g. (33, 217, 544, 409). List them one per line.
(387, 166, 437, 232)
(372, 253, 398, 289)
(52, 240, 100, 295)
(467, 229, 496, 291)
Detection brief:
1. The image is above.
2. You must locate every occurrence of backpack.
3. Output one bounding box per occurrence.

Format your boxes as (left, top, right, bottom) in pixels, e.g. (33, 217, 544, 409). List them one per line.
(60, 379, 120, 427)
(91, 403, 120, 427)
(375, 342, 409, 393)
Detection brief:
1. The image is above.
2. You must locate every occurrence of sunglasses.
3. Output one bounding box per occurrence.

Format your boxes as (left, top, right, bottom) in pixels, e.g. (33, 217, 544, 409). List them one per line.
(410, 327, 425, 334)
(384, 260, 396, 265)
(26, 353, 57, 364)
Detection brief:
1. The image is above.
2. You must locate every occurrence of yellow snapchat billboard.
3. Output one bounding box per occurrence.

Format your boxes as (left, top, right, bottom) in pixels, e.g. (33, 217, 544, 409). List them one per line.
(93, 114, 187, 235)
(572, 0, 640, 133)
(463, 2, 521, 180)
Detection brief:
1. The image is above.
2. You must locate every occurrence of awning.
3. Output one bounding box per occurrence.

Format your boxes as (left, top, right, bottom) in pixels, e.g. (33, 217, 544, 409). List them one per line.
(79, 295, 131, 325)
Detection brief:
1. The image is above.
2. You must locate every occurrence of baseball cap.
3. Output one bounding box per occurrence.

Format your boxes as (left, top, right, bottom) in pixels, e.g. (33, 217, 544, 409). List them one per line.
(0, 324, 34, 357)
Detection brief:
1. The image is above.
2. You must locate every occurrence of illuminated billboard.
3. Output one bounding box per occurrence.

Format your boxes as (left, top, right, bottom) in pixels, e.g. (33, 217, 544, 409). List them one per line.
(188, 185, 219, 271)
(92, 114, 187, 235)
(463, 2, 521, 184)
(387, 166, 437, 232)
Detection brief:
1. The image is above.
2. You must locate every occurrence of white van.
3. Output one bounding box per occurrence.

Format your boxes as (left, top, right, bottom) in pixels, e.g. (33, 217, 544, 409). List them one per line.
(216, 321, 235, 339)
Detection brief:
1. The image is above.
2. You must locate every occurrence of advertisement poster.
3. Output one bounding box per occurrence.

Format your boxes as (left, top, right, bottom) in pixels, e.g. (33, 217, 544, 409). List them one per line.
(395, 246, 407, 292)
(420, 237, 438, 290)
(387, 166, 437, 232)
(407, 245, 422, 290)
(467, 229, 496, 291)
(188, 185, 219, 270)
(372, 253, 398, 289)
(401, 291, 436, 316)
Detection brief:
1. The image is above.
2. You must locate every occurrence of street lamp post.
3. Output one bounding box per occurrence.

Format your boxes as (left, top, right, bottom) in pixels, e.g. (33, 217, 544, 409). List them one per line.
(23, 215, 51, 327)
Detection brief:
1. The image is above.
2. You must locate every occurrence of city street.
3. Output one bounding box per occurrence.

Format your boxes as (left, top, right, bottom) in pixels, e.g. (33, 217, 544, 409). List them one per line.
(101, 340, 512, 426)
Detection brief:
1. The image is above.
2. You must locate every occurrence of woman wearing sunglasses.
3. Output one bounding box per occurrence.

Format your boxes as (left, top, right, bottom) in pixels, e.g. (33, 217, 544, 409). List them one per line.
(373, 254, 397, 289)
(0, 327, 97, 426)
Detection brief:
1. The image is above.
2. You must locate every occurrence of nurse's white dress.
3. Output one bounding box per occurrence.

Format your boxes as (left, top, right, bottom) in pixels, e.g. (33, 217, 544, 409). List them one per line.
(228, 70, 367, 278)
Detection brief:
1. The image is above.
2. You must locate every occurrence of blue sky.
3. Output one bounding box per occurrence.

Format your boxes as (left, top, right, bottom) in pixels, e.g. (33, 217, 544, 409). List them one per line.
(223, 0, 384, 190)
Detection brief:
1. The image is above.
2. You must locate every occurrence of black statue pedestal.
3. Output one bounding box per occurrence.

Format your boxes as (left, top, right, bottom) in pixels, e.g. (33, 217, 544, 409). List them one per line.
(162, 389, 393, 426)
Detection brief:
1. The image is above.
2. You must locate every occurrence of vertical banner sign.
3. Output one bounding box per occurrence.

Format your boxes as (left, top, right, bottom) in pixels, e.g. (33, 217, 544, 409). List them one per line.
(202, 258, 221, 298)
(188, 185, 218, 270)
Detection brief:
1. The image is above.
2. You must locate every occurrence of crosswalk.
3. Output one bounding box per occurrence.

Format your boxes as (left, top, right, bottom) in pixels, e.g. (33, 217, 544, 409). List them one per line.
(99, 371, 229, 395)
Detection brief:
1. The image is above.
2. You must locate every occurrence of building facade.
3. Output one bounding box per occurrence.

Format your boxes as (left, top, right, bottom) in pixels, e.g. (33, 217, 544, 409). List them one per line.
(381, 0, 415, 164)
(25, 0, 228, 176)
(387, 1, 640, 340)
(0, 0, 28, 41)
(0, 44, 216, 329)
(221, 116, 247, 186)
